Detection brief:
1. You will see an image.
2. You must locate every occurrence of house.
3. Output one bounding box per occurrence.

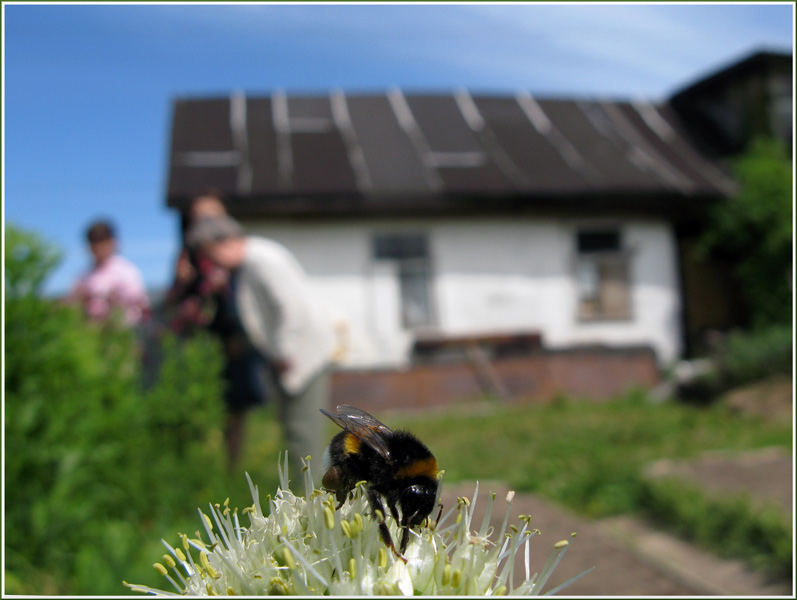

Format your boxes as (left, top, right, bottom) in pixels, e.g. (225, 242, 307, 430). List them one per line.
(163, 52, 783, 404)
(670, 50, 793, 158)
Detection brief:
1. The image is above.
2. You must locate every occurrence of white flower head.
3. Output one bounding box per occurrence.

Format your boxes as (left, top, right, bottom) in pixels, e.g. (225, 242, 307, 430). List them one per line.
(126, 454, 590, 595)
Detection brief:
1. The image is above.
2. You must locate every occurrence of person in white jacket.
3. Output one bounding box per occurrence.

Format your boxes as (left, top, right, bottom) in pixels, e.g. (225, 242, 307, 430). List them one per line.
(187, 215, 336, 479)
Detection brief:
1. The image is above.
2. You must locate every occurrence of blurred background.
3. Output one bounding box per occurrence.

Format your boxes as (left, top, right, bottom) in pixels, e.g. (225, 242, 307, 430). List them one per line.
(4, 3, 793, 595)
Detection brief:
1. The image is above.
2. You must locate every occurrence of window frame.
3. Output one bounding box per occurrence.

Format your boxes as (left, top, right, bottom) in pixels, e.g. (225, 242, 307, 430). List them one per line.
(371, 231, 437, 330)
(574, 226, 633, 322)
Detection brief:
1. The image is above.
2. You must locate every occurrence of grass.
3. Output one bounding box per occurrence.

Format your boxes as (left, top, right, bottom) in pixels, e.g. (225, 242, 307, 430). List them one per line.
(388, 390, 791, 518)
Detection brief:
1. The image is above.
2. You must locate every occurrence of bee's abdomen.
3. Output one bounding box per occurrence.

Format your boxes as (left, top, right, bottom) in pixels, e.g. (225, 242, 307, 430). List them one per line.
(388, 431, 438, 480)
(396, 456, 438, 479)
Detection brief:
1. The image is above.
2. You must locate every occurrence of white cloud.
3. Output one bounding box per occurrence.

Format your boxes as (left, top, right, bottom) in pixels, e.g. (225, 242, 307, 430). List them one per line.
(454, 3, 792, 95)
(342, 3, 791, 97)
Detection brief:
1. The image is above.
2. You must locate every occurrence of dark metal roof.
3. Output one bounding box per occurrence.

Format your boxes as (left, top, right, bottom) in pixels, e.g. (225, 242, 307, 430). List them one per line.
(166, 89, 735, 218)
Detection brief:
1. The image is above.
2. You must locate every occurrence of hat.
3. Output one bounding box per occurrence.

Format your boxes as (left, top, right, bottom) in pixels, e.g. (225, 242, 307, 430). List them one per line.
(186, 215, 244, 248)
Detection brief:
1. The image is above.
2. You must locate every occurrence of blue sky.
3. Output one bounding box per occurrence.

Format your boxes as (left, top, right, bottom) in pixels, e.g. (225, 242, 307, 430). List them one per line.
(3, 2, 793, 296)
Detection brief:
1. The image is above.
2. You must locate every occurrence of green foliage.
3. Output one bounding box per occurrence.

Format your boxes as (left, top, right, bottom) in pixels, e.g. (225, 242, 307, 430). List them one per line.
(699, 137, 793, 328)
(678, 325, 794, 403)
(5, 224, 228, 594)
(5, 223, 63, 298)
(715, 325, 793, 386)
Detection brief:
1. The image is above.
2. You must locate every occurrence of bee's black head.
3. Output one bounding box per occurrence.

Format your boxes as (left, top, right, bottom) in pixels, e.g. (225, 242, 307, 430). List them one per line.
(399, 479, 438, 528)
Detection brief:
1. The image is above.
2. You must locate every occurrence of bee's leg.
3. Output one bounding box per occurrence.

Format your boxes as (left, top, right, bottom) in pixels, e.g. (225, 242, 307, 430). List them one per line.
(399, 526, 411, 555)
(433, 502, 444, 527)
(367, 488, 407, 563)
(397, 502, 441, 554)
(334, 489, 348, 509)
(381, 522, 407, 563)
(386, 495, 401, 523)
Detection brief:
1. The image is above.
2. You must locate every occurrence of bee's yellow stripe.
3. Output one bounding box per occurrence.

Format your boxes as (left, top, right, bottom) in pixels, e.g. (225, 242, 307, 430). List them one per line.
(343, 433, 362, 454)
(397, 456, 438, 479)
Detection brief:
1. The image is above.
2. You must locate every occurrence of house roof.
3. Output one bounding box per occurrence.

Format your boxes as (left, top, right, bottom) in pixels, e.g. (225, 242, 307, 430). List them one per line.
(166, 90, 736, 218)
(670, 50, 792, 107)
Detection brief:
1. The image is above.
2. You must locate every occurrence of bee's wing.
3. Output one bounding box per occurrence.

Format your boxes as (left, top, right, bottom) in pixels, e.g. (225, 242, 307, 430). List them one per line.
(320, 405, 393, 461)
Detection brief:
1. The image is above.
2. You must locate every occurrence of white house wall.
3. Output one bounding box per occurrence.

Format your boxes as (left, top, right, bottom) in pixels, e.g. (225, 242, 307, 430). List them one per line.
(245, 216, 682, 369)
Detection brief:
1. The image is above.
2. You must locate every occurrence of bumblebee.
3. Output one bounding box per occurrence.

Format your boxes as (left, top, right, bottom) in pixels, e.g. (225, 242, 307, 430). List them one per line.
(320, 404, 439, 559)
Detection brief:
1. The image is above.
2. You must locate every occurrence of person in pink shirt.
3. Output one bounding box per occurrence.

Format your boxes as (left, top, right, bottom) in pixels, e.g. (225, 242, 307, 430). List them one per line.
(68, 220, 150, 327)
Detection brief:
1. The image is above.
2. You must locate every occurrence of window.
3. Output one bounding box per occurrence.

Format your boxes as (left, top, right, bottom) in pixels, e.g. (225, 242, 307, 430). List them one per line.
(373, 233, 435, 329)
(575, 229, 631, 321)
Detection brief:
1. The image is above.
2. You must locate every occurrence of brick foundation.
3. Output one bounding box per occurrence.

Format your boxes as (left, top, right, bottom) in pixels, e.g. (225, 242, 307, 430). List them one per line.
(330, 345, 661, 413)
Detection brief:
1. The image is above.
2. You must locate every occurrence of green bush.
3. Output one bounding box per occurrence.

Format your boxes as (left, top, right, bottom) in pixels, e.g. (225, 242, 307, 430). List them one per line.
(699, 137, 793, 329)
(5, 225, 62, 299)
(5, 223, 227, 594)
(715, 325, 793, 386)
(677, 325, 792, 404)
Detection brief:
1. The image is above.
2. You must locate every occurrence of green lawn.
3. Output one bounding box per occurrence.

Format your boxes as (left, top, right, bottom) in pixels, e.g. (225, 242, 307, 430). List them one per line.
(388, 392, 791, 516)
